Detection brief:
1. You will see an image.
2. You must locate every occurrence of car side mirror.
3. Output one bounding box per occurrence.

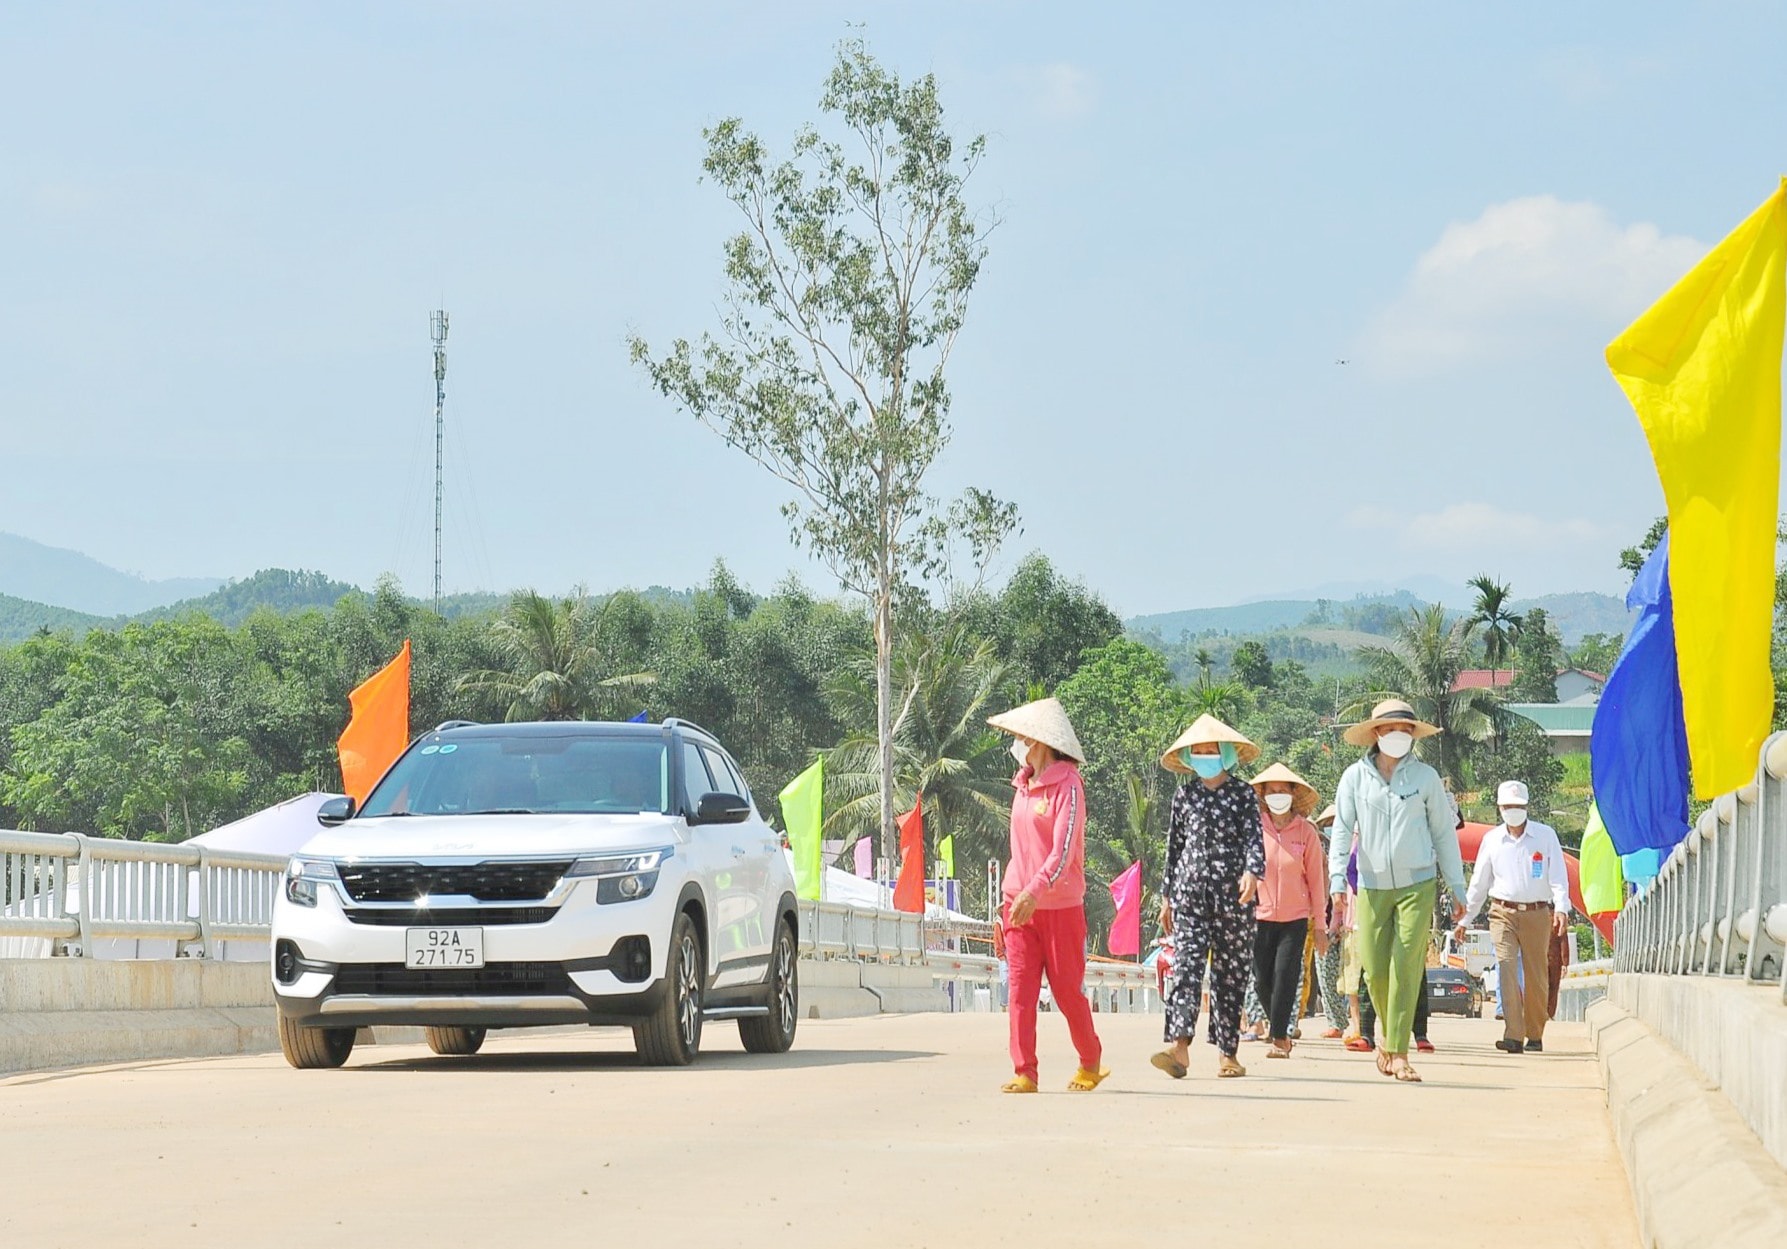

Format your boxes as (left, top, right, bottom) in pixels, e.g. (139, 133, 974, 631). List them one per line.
(317, 796, 357, 827)
(692, 792, 751, 826)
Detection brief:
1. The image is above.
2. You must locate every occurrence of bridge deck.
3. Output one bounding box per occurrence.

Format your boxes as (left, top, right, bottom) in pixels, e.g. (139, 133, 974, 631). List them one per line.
(0, 1012, 1637, 1248)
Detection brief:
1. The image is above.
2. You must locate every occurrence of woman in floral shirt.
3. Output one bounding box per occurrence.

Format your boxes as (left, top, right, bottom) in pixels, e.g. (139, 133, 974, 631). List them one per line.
(1151, 715, 1266, 1080)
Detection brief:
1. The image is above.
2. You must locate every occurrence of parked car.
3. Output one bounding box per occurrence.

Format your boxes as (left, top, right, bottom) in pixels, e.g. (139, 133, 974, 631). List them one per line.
(1427, 966, 1483, 1016)
(271, 718, 799, 1069)
(1442, 927, 1496, 978)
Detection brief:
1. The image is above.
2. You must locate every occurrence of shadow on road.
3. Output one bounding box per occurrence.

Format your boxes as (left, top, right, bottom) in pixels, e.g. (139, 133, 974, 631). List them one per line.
(352, 1046, 941, 1074)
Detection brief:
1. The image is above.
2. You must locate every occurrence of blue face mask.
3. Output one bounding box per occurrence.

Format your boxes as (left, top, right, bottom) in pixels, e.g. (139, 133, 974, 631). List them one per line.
(1182, 744, 1236, 778)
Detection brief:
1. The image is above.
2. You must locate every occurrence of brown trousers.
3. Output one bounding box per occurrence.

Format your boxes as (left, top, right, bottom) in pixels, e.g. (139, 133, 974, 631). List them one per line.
(1490, 902, 1553, 1043)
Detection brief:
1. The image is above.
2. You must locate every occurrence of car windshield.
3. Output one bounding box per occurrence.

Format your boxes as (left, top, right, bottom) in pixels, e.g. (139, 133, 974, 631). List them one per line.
(359, 733, 669, 818)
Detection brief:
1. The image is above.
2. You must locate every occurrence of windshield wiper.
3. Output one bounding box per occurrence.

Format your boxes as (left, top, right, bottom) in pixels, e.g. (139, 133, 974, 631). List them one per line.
(459, 808, 536, 816)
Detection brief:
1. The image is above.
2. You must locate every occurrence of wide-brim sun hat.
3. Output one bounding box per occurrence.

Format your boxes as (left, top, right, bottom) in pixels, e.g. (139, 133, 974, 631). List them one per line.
(1249, 762, 1320, 817)
(987, 696, 1084, 764)
(1341, 697, 1442, 748)
(1160, 714, 1260, 774)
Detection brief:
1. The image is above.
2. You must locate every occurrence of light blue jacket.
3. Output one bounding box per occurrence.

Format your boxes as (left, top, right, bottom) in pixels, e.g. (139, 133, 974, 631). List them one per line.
(1328, 750, 1466, 897)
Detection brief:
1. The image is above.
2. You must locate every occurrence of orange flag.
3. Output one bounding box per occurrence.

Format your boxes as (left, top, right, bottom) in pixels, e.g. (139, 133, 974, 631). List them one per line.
(892, 795, 925, 914)
(337, 640, 412, 805)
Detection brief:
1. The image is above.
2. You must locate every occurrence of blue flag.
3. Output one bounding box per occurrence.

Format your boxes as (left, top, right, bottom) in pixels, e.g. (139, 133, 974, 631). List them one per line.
(1591, 536, 1692, 855)
(627, 710, 650, 723)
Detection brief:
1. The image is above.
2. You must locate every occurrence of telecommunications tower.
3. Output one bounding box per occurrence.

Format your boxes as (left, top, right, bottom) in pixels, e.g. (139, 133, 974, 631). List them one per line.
(430, 309, 448, 611)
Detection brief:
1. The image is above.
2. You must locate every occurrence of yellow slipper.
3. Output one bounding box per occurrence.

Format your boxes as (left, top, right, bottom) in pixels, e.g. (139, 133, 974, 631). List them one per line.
(1066, 1066, 1109, 1092)
(1001, 1076, 1039, 1094)
(1217, 1055, 1247, 1079)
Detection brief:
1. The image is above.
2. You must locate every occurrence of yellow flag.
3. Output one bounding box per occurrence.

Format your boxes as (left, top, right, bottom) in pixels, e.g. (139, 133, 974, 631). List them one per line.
(778, 759, 824, 901)
(1606, 180, 1787, 798)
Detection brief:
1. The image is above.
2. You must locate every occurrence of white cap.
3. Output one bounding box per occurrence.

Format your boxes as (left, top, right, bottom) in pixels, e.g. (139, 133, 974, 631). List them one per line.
(1496, 780, 1530, 806)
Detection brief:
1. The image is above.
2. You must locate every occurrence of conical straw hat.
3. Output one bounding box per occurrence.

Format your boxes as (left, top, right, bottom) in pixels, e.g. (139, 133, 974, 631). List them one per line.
(987, 697, 1084, 764)
(1248, 762, 1320, 817)
(1341, 697, 1442, 748)
(1315, 804, 1337, 828)
(1160, 714, 1260, 774)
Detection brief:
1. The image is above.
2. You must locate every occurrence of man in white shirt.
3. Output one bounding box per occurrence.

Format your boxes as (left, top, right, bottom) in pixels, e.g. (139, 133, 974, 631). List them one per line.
(1454, 781, 1571, 1054)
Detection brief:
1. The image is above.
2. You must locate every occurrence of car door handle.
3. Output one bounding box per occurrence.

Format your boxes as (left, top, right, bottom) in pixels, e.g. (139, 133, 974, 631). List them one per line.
(730, 846, 746, 858)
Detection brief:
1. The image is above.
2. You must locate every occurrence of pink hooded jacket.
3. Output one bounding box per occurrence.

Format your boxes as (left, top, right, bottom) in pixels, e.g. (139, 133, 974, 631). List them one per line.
(1002, 760, 1087, 910)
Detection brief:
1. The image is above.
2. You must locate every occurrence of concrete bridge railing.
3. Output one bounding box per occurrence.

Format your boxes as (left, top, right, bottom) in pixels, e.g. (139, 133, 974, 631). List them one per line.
(1613, 730, 1787, 998)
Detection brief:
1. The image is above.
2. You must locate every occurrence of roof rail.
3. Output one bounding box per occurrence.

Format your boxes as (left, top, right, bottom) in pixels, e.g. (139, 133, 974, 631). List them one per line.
(434, 719, 481, 732)
(661, 717, 716, 738)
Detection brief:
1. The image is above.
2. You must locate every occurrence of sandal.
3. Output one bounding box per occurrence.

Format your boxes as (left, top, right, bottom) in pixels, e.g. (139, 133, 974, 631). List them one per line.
(1265, 1040, 1292, 1059)
(1344, 1035, 1374, 1053)
(1066, 1067, 1109, 1092)
(1001, 1076, 1039, 1094)
(1374, 1050, 1395, 1078)
(1149, 1050, 1188, 1080)
(1217, 1055, 1247, 1078)
(1392, 1060, 1423, 1084)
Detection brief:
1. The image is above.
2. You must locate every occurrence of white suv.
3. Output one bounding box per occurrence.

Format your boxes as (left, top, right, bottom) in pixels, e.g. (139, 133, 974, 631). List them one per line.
(271, 718, 799, 1068)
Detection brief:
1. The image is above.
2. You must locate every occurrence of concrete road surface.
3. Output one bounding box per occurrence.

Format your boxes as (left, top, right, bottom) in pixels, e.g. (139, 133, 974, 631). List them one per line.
(0, 1012, 1637, 1248)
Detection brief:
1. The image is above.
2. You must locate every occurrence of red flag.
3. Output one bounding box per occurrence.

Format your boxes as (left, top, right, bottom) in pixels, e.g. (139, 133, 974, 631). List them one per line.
(337, 640, 412, 805)
(1108, 861, 1143, 957)
(892, 796, 925, 914)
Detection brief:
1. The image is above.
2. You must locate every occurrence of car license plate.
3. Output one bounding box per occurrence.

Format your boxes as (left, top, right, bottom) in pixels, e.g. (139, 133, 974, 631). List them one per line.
(406, 927, 485, 969)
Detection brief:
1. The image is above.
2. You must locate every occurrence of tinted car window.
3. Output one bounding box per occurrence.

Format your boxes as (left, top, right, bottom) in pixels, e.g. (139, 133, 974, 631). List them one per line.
(700, 746, 746, 800)
(679, 742, 714, 814)
(360, 734, 669, 818)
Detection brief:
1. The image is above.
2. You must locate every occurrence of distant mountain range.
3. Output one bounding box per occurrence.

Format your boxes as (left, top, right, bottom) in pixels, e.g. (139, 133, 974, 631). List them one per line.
(0, 532, 223, 616)
(1128, 589, 1633, 646)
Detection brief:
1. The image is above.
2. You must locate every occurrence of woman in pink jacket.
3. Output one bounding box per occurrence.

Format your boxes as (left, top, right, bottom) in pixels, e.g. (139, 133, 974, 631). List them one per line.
(1249, 763, 1330, 1059)
(988, 697, 1106, 1094)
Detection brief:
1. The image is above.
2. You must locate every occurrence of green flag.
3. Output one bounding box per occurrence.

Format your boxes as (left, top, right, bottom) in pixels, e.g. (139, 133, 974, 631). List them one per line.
(778, 759, 824, 901)
(1580, 801, 1625, 916)
(938, 834, 955, 880)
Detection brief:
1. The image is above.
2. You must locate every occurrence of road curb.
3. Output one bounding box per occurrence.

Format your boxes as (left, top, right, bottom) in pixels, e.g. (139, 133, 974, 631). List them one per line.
(1588, 999, 1787, 1247)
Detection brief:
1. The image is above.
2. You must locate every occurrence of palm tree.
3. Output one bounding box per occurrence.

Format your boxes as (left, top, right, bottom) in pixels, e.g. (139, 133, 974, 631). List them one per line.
(1467, 575, 1524, 688)
(1353, 604, 1500, 786)
(822, 623, 1014, 907)
(457, 589, 655, 721)
(1187, 674, 1250, 723)
(1193, 648, 1216, 678)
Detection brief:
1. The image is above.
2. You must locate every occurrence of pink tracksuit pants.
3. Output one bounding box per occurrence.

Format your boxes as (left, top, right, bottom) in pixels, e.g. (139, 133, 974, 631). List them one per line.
(1005, 903, 1102, 1081)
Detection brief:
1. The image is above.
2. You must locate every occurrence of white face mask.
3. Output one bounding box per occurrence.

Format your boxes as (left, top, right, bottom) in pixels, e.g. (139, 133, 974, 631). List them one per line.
(1264, 793, 1294, 816)
(1377, 730, 1415, 759)
(1503, 807, 1528, 828)
(1010, 739, 1031, 769)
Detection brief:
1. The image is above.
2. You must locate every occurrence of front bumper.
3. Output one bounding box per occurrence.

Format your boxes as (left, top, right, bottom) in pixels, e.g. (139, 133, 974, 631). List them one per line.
(271, 868, 678, 1029)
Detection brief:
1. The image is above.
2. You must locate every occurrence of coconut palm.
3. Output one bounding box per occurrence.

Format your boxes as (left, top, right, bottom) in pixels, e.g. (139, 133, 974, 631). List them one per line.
(1086, 774, 1168, 954)
(1467, 575, 1524, 687)
(1353, 604, 1501, 786)
(822, 623, 1014, 905)
(457, 589, 655, 721)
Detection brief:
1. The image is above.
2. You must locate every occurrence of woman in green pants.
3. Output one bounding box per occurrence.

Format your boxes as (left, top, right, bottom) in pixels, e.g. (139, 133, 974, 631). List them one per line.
(1328, 699, 1466, 1084)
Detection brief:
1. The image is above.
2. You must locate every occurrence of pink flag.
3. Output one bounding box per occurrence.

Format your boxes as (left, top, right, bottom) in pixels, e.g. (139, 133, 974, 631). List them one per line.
(853, 836, 873, 878)
(1108, 861, 1143, 957)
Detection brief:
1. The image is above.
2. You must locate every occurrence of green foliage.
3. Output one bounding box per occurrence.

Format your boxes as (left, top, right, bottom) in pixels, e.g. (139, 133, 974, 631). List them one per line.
(1230, 639, 1274, 690)
(134, 569, 364, 627)
(0, 594, 108, 642)
(1467, 575, 1524, 677)
(1507, 607, 1564, 703)
(456, 589, 656, 722)
(1618, 517, 1668, 579)
(1570, 633, 1623, 676)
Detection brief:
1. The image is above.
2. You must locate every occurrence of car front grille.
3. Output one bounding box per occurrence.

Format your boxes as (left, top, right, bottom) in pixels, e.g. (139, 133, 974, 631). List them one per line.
(341, 906, 560, 927)
(332, 962, 576, 997)
(336, 861, 574, 903)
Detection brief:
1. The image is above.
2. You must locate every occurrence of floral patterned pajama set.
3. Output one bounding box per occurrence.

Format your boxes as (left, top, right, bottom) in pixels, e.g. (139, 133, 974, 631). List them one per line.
(1163, 774, 1266, 1056)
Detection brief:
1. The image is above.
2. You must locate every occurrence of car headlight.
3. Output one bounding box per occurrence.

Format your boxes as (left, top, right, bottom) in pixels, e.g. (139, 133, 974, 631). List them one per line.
(285, 857, 340, 908)
(567, 848, 671, 904)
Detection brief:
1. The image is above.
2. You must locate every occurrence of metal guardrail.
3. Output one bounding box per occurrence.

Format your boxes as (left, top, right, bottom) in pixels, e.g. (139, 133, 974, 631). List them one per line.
(1, 830, 287, 958)
(1552, 957, 1613, 1022)
(1612, 731, 1787, 1003)
(795, 898, 929, 964)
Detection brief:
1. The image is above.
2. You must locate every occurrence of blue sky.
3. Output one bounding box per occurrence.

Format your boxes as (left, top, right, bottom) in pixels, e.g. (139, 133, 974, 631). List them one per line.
(4, 2, 1785, 615)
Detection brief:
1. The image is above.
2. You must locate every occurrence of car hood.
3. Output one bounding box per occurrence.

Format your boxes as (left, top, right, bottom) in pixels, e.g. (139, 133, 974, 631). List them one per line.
(294, 812, 688, 861)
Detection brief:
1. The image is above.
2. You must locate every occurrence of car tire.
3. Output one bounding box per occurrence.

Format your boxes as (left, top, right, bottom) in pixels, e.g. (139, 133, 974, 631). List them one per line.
(635, 911, 703, 1067)
(424, 1026, 487, 1056)
(740, 920, 798, 1055)
(278, 1013, 355, 1069)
